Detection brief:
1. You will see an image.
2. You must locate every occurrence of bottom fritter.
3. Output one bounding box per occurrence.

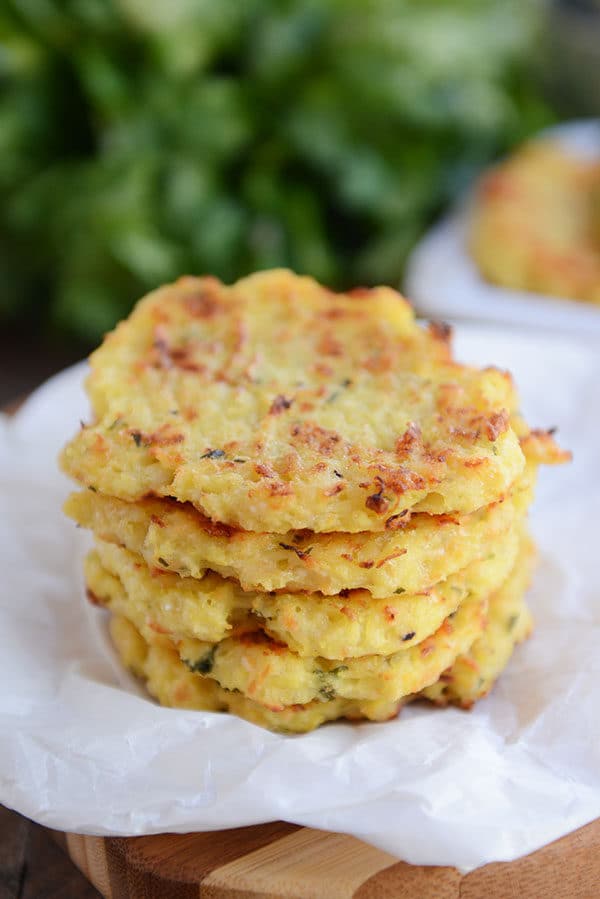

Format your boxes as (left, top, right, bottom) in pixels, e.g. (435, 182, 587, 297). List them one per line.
(110, 614, 403, 733)
(107, 537, 536, 732)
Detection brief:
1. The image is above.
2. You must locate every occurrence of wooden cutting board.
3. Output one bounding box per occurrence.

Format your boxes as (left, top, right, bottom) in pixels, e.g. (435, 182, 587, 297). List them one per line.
(56, 817, 600, 898)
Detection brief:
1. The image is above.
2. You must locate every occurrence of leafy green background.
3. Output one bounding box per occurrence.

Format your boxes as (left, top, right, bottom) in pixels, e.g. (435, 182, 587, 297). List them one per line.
(0, 0, 556, 343)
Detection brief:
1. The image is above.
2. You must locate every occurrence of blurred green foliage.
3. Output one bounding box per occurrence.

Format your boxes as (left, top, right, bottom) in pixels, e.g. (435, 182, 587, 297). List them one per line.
(0, 0, 555, 342)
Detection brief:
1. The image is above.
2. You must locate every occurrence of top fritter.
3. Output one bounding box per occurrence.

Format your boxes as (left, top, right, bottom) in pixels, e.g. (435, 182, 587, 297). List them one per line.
(61, 270, 525, 533)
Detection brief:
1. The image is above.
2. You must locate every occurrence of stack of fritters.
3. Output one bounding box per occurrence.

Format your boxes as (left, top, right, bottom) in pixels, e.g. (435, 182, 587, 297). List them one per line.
(61, 270, 568, 732)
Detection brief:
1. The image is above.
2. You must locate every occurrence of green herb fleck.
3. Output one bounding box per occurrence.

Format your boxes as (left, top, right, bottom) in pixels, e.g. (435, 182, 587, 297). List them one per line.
(319, 685, 336, 701)
(109, 417, 123, 430)
(200, 448, 226, 459)
(88, 485, 97, 492)
(394, 587, 406, 594)
(157, 557, 169, 567)
(131, 431, 143, 447)
(330, 665, 348, 676)
(185, 646, 217, 675)
(507, 614, 519, 632)
(326, 379, 352, 404)
(402, 631, 416, 642)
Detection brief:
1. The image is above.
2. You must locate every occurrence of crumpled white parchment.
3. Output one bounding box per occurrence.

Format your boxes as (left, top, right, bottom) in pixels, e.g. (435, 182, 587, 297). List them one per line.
(1, 324, 599, 873)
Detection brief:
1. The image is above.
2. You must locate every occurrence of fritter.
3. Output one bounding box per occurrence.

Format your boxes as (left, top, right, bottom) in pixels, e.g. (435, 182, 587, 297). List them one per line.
(110, 614, 403, 733)
(108, 532, 533, 731)
(61, 269, 525, 532)
(86, 526, 519, 659)
(102, 582, 489, 708)
(471, 141, 600, 305)
(420, 536, 535, 707)
(68, 464, 533, 598)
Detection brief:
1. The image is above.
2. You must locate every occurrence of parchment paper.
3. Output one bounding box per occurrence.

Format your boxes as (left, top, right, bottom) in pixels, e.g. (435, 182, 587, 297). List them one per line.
(1, 324, 599, 872)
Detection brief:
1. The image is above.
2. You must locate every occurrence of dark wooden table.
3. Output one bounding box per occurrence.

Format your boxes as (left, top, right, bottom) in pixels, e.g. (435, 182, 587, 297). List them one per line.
(0, 328, 86, 408)
(0, 806, 100, 898)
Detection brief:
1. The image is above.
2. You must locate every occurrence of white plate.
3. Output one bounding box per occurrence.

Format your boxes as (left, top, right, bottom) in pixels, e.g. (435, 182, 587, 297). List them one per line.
(404, 120, 600, 338)
(1, 331, 599, 873)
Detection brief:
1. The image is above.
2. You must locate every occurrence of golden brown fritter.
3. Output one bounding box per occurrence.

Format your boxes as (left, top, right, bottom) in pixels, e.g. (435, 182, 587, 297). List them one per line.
(61, 270, 525, 532)
(471, 141, 600, 305)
